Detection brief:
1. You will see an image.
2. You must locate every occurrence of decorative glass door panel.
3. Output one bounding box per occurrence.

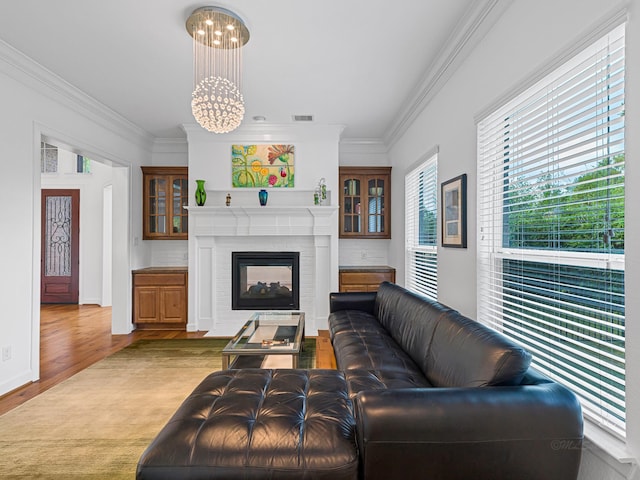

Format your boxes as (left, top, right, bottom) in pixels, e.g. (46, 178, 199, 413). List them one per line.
(44, 196, 72, 276)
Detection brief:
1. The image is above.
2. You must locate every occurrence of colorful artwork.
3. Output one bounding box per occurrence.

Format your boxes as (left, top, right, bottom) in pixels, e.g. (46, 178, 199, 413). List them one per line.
(232, 144, 295, 188)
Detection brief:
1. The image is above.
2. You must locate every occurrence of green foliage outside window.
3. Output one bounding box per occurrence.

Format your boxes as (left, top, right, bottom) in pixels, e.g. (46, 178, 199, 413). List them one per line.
(504, 154, 624, 253)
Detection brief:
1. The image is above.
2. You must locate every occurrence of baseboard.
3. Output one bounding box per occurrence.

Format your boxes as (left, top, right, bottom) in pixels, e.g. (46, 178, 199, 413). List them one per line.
(0, 370, 35, 398)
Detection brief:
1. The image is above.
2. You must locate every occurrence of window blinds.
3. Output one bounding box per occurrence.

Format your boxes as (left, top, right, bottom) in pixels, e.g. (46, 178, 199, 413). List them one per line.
(405, 155, 438, 300)
(477, 25, 625, 437)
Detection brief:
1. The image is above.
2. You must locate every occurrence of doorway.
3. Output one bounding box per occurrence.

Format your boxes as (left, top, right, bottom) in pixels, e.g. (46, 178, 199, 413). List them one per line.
(40, 144, 115, 307)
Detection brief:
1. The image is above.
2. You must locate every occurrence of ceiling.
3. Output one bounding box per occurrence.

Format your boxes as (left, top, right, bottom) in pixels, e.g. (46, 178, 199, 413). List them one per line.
(0, 0, 490, 142)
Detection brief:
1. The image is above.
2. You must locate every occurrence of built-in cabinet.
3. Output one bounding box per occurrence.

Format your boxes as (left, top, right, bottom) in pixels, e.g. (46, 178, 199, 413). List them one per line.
(141, 166, 188, 240)
(339, 166, 391, 239)
(132, 267, 188, 329)
(339, 266, 396, 292)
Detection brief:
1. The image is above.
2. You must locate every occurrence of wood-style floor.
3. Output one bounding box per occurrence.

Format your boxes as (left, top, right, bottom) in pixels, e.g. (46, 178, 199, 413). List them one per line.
(0, 305, 336, 417)
(0, 304, 205, 416)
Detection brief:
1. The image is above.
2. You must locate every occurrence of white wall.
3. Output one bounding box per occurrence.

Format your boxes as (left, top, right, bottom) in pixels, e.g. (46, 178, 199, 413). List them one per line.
(388, 0, 639, 478)
(41, 148, 113, 305)
(0, 43, 152, 396)
(184, 123, 343, 200)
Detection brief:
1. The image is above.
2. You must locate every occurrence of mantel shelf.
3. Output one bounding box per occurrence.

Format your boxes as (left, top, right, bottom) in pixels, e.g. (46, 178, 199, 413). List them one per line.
(186, 204, 338, 238)
(185, 205, 338, 215)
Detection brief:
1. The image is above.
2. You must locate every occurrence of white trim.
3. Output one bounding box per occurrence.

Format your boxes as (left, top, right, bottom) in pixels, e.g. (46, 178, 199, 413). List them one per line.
(385, 0, 513, 147)
(0, 38, 154, 152)
(339, 138, 389, 155)
(404, 145, 440, 176)
(495, 248, 625, 271)
(152, 137, 188, 155)
(182, 122, 345, 143)
(584, 419, 637, 465)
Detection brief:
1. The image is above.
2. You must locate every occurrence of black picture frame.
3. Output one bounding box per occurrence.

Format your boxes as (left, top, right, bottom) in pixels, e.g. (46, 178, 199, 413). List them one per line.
(441, 173, 467, 248)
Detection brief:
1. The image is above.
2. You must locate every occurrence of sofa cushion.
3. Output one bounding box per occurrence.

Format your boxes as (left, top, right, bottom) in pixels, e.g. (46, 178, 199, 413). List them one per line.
(373, 281, 406, 332)
(331, 329, 425, 377)
(343, 369, 432, 399)
(386, 288, 453, 375)
(328, 309, 387, 339)
(426, 310, 532, 387)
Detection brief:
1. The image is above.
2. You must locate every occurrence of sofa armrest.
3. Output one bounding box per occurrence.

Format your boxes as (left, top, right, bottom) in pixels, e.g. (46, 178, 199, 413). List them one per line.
(329, 291, 376, 314)
(355, 384, 583, 480)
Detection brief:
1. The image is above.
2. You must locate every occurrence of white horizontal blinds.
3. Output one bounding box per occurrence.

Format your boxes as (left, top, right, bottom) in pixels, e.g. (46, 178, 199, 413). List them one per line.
(478, 24, 625, 437)
(405, 155, 438, 300)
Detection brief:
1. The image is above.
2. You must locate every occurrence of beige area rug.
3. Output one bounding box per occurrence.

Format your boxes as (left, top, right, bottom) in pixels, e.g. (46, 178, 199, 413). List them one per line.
(0, 338, 316, 479)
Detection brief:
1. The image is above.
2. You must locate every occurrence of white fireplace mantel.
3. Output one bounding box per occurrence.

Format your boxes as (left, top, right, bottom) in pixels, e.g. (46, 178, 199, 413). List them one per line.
(187, 205, 338, 237)
(187, 205, 339, 336)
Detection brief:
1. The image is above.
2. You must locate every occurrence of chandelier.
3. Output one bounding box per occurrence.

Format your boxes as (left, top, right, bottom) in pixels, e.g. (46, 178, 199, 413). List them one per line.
(186, 6, 250, 133)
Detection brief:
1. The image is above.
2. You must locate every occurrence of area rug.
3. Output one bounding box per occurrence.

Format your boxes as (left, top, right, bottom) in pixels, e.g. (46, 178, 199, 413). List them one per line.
(0, 338, 316, 479)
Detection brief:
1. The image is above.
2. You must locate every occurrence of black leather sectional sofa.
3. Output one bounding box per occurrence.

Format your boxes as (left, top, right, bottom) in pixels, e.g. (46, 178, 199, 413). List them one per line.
(328, 281, 584, 479)
(137, 281, 583, 479)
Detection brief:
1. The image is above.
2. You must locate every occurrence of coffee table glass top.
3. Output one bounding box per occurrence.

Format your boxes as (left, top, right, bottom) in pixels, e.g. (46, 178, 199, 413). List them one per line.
(223, 311, 305, 357)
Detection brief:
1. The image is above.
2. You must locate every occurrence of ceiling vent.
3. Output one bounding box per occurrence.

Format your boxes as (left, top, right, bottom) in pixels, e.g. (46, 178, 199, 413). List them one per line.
(292, 114, 314, 122)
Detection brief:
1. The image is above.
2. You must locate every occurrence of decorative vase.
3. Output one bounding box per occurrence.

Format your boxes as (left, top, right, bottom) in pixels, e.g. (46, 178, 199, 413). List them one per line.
(258, 189, 268, 206)
(195, 179, 207, 206)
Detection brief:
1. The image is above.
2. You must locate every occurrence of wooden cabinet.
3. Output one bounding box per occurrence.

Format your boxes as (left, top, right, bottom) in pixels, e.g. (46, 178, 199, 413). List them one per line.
(339, 166, 391, 239)
(339, 266, 396, 292)
(132, 267, 188, 329)
(142, 166, 188, 240)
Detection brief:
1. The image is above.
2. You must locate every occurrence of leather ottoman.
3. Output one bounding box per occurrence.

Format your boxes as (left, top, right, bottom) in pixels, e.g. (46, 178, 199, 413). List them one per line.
(137, 369, 358, 480)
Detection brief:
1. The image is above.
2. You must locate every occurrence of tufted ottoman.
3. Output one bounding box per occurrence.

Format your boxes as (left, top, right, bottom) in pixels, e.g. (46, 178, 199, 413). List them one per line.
(136, 369, 358, 480)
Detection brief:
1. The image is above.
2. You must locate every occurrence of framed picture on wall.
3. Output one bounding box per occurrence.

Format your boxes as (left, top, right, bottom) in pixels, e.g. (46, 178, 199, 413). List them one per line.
(441, 173, 467, 248)
(231, 144, 295, 188)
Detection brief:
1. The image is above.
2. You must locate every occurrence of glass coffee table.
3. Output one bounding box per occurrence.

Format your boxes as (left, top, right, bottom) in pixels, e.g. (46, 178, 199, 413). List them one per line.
(222, 311, 305, 369)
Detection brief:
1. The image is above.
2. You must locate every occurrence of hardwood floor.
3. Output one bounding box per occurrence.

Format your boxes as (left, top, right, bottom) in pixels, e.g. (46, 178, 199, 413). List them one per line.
(0, 304, 205, 416)
(0, 305, 336, 417)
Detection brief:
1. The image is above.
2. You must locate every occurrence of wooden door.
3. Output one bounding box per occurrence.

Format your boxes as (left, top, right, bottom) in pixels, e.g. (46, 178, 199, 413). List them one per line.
(41, 189, 80, 303)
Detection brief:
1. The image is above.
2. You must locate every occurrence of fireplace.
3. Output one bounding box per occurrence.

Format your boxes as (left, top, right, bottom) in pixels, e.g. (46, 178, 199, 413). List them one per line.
(232, 252, 300, 310)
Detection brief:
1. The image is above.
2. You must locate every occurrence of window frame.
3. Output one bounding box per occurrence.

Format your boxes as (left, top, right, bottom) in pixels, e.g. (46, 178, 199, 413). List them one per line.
(477, 24, 626, 438)
(405, 152, 438, 300)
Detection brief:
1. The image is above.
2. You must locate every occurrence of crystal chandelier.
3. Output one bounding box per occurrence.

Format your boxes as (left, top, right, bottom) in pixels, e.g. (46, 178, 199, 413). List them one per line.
(186, 6, 250, 133)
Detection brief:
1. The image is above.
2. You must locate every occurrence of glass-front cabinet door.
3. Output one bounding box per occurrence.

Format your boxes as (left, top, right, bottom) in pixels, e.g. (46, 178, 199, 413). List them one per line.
(342, 176, 362, 234)
(171, 177, 188, 235)
(142, 166, 188, 240)
(339, 167, 391, 239)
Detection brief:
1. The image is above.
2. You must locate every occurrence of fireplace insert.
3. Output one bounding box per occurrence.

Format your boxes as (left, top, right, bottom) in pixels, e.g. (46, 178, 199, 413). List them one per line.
(231, 251, 300, 310)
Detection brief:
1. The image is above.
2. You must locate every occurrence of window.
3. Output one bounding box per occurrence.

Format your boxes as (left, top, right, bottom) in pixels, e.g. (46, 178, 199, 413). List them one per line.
(405, 153, 438, 300)
(76, 155, 91, 174)
(478, 25, 625, 436)
(41, 142, 58, 173)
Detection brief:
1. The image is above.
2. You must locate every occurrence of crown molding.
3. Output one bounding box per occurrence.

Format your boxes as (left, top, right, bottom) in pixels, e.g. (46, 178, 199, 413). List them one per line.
(0, 38, 155, 152)
(181, 122, 346, 143)
(339, 138, 389, 154)
(152, 137, 188, 154)
(383, 0, 513, 148)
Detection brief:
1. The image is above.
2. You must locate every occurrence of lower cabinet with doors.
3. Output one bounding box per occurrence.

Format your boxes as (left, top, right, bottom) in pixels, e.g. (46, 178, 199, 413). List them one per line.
(132, 267, 188, 330)
(338, 266, 396, 292)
